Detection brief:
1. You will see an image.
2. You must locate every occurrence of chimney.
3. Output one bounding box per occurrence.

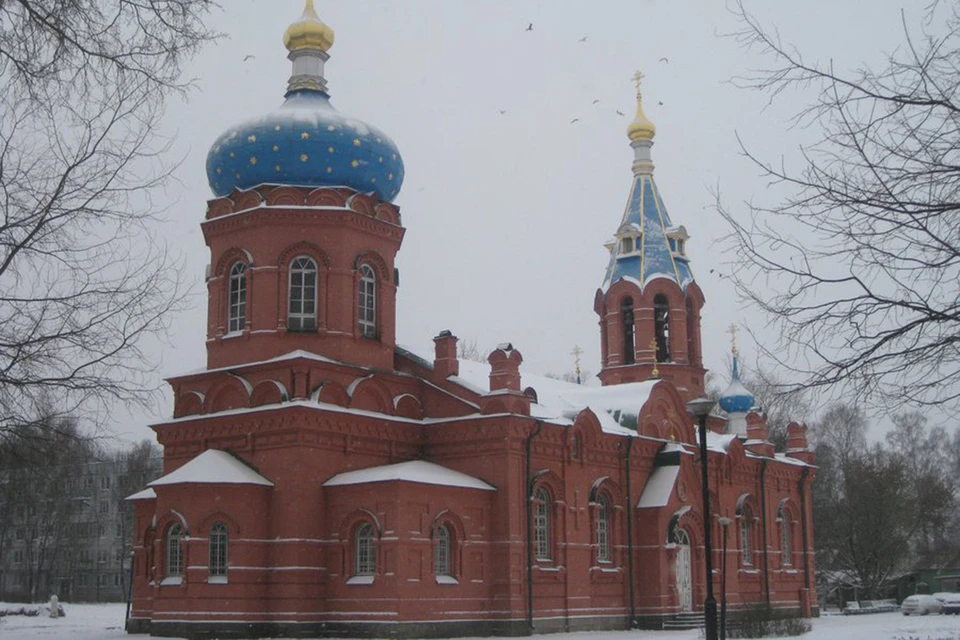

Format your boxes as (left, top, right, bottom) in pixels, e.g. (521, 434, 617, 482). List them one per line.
(488, 343, 523, 392)
(433, 330, 459, 378)
(786, 422, 815, 464)
(744, 411, 775, 457)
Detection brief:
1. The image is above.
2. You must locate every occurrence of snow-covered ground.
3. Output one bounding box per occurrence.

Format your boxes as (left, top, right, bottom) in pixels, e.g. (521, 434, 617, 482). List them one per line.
(2, 604, 960, 640)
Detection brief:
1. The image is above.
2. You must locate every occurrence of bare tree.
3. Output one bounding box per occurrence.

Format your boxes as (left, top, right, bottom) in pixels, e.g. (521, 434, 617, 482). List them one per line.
(718, 2, 960, 409)
(0, 1, 218, 442)
(109, 440, 162, 598)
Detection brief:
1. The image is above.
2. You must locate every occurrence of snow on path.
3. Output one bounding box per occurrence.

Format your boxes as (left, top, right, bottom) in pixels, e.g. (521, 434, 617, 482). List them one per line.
(2, 605, 960, 640)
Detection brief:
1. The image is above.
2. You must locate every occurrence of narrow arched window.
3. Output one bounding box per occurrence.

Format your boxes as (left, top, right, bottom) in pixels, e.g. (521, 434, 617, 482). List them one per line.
(534, 487, 551, 561)
(434, 524, 451, 577)
(358, 264, 377, 338)
(209, 523, 228, 577)
(621, 298, 635, 365)
(739, 505, 754, 567)
(228, 262, 247, 333)
(288, 256, 317, 331)
(596, 495, 611, 562)
(654, 294, 670, 362)
(166, 524, 183, 578)
(355, 523, 375, 576)
(779, 502, 792, 567)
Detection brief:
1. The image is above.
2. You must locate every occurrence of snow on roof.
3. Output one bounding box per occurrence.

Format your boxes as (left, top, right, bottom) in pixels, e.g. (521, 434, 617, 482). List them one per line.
(125, 488, 156, 501)
(446, 356, 658, 436)
(637, 465, 679, 508)
(172, 349, 338, 378)
(149, 450, 274, 488)
(323, 460, 496, 491)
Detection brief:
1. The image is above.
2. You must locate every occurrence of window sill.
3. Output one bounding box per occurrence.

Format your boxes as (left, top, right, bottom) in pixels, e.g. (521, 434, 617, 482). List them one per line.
(207, 576, 228, 585)
(435, 575, 459, 585)
(222, 331, 243, 340)
(347, 575, 375, 585)
(160, 577, 182, 586)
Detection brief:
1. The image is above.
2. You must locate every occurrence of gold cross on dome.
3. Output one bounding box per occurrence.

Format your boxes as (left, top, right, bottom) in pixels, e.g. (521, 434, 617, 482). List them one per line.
(633, 70, 645, 96)
(728, 323, 740, 357)
(571, 345, 583, 378)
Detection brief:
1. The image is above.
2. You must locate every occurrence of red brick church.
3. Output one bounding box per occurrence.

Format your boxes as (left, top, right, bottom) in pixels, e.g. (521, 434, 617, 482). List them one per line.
(126, 2, 817, 637)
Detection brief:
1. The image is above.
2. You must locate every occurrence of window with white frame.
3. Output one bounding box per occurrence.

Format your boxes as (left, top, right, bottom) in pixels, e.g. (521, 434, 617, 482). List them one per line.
(596, 494, 611, 562)
(228, 262, 247, 333)
(287, 256, 318, 331)
(534, 487, 552, 561)
(209, 522, 228, 577)
(739, 504, 754, 567)
(779, 502, 792, 567)
(355, 523, 375, 576)
(358, 264, 376, 338)
(166, 524, 184, 577)
(434, 524, 451, 577)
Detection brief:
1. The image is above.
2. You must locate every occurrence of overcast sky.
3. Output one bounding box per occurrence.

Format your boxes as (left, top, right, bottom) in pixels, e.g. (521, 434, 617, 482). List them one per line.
(111, 0, 927, 443)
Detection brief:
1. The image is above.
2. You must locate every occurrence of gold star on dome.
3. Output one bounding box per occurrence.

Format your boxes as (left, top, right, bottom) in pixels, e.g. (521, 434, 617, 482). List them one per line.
(392, 153, 397, 160)
(275, 165, 281, 172)
(327, 167, 333, 173)
(388, 173, 393, 180)
(301, 132, 310, 140)
(300, 154, 309, 162)
(216, 167, 222, 175)
(327, 125, 335, 131)
(353, 139, 361, 147)
(247, 135, 256, 143)
(351, 160, 359, 168)
(273, 145, 279, 152)
(275, 125, 281, 131)
(378, 156, 383, 163)
(328, 147, 334, 153)
(249, 156, 257, 165)
(229, 152, 235, 158)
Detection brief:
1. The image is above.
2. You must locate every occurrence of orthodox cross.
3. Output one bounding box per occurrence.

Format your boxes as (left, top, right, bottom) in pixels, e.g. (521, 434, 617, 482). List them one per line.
(571, 345, 583, 384)
(650, 338, 659, 378)
(633, 70, 645, 98)
(727, 323, 739, 357)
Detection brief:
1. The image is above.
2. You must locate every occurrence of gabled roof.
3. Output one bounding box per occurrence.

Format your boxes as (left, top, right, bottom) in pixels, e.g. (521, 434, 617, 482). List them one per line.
(322, 460, 495, 491)
(125, 487, 157, 501)
(149, 449, 274, 488)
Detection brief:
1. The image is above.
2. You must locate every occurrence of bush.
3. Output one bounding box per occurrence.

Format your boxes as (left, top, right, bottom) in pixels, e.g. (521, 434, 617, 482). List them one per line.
(727, 603, 812, 638)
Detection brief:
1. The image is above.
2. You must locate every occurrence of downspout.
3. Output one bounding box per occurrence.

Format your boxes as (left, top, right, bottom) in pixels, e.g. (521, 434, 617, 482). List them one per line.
(760, 459, 770, 606)
(799, 467, 811, 594)
(624, 435, 637, 628)
(525, 420, 544, 634)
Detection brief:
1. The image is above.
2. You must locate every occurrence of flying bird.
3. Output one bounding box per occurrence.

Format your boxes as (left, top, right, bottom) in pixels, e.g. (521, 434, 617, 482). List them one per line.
(659, 57, 669, 63)
(658, 101, 664, 106)
(578, 36, 587, 43)
(616, 110, 625, 116)
(592, 99, 600, 104)
(525, 22, 534, 31)
(243, 54, 256, 61)
(498, 110, 507, 115)
(570, 118, 580, 124)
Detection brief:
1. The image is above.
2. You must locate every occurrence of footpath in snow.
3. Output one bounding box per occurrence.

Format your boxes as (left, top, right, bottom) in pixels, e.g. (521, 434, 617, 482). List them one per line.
(2, 604, 960, 640)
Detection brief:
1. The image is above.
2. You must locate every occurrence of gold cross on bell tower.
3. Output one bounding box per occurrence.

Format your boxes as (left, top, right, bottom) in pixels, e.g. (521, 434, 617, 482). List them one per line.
(571, 345, 583, 384)
(650, 338, 660, 378)
(633, 70, 645, 97)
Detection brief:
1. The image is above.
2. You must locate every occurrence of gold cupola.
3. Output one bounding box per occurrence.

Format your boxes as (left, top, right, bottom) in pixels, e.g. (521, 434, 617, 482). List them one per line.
(283, 0, 335, 53)
(626, 70, 657, 143)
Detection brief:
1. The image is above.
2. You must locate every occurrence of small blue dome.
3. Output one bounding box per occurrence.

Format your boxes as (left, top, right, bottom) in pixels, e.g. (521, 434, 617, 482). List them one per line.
(718, 357, 755, 415)
(206, 91, 404, 202)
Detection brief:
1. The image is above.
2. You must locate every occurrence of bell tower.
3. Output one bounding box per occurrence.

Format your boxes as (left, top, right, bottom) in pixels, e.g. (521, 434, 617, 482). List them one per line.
(594, 72, 706, 402)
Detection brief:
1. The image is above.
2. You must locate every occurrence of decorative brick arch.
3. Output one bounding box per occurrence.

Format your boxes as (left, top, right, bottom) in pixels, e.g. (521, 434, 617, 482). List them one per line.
(277, 241, 332, 270)
(353, 250, 391, 284)
(312, 381, 349, 407)
(174, 390, 204, 418)
(338, 508, 383, 541)
(207, 377, 251, 413)
(373, 202, 400, 225)
(265, 186, 306, 207)
(198, 511, 242, 537)
(346, 192, 377, 217)
(232, 188, 263, 212)
(589, 476, 624, 507)
(214, 247, 254, 279)
(306, 187, 348, 207)
(531, 468, 565, 504)
(207, 197, 234, 219)
(156, 510, 190, 537)
(393, 393, 422, 419)
(348, 375, 392, 414)
(251, 380, 288, 407)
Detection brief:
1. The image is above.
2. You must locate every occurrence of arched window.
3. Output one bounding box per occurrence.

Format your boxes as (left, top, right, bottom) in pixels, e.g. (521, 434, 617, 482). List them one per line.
(621, 298, 635, 365)
(685, 297, 697, 365)
(534, 487, 552, 561)
(654, 294, 670, 362)
(738, 503, 754, 567)
(209, 522, 228, 577)
(166, 524, 183, 578)
(434, 524, 451, 577)
(288, 256, 317, 331)
(355, 523, 375, 576)
(358, 264, 376, 338)
(596, 495, 611, 562)
(778, 501, 792, 567)
(228, 262, 247, 333)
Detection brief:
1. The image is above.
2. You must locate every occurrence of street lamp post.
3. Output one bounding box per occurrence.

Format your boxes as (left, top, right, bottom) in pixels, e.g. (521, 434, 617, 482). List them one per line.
(719, 516, 732, 640)
(686, 397, 718, 640)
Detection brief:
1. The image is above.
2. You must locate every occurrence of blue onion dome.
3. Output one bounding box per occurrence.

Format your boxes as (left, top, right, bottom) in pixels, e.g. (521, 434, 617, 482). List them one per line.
(719, 355, 755, 415)
(205, 1, 404, 203)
